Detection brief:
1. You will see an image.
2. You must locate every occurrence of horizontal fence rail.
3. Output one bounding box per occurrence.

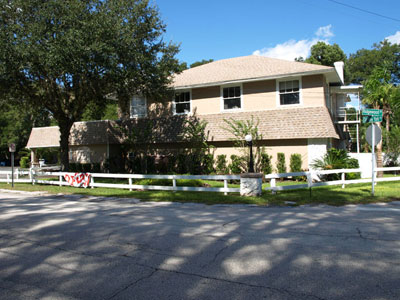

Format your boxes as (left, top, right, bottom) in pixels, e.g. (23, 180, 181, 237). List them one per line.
(265, 167, 400, 193)
(1, 167, 399, 195)
(30, 171, 241, 194)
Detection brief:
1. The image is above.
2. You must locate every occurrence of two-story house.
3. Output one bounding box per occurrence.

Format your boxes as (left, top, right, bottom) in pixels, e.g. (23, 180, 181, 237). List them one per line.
(27, 55, 358, 171)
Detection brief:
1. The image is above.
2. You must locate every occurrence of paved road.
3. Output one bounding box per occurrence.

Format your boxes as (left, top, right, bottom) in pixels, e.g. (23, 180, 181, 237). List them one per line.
(0, 190, 400, 300)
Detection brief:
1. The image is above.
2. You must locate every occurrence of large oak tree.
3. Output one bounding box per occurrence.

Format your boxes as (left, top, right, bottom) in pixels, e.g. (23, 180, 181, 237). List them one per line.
(0, 0, 180, 170)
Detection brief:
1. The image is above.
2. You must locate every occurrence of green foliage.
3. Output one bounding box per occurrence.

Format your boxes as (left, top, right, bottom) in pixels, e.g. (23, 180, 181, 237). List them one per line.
(229, 155, 246, 174)
(222, 116, 265, 172)
(216, 155, 229, 174)
(304, 42, 347, 67)
(19, 156, 30, 169)
(276, 153, 287, 174)
(190, 59, 214, 68)
(311, 148, 360, 180)
(0, 0, 180, 170)
(385, 126, 400, 166)
(290, 154, 303, 173)
(347, 40, 400, 84)
(260, 152, 273, 175)
(0, 102, 51, 162)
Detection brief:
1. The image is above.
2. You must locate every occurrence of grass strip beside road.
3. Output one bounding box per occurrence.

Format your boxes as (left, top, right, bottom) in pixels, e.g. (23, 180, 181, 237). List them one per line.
(1, 180, 400, 206)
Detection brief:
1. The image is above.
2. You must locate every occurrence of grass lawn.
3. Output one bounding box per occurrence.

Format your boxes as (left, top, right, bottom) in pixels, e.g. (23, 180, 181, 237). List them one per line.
(1, 180, 400, 206)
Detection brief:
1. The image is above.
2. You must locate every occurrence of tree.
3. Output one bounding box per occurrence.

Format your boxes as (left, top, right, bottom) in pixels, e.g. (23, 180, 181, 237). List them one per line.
(347, 40, 400, 84)
(0, 100, 51, 163)
(0, 0, 180, 171)
(190, 59, 214, 68)
(302, 42, 346, 67)
(362, 66, 400, 174)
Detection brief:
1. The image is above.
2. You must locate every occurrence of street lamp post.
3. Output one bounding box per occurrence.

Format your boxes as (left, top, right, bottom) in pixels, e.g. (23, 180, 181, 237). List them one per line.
(245, 134, 254, 173)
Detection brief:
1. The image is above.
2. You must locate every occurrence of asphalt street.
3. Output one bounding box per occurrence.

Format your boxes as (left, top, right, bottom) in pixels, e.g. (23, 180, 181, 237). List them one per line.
(0, 190, 399, 300)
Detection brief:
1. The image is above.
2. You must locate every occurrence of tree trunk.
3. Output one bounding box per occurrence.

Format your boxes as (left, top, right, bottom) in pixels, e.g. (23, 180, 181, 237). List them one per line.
(58, 119, 74, 172)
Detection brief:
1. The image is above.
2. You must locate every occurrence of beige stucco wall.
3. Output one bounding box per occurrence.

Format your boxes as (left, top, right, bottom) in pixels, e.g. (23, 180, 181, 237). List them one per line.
(69, 145, 108, 164)
(169, 74, 327, 116)
(192, 86, 220, 115)
(301, 74, 325, 107)
(243, 80, 276, 111)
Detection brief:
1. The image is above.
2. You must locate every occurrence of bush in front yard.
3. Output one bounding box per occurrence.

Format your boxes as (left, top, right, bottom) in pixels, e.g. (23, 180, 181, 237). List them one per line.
(216, 155, 228, 174)
(276, 152, 287, 174)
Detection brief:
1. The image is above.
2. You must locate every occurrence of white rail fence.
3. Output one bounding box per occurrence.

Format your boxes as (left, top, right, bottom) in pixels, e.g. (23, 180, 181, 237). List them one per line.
(1, 167, 399, 195)
(265, 167, 400, 193)
(0, 170, 240, 194)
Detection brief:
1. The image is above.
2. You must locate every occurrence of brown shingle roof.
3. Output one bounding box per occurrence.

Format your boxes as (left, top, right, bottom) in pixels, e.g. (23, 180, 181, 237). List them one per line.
(26, 120, 123, 148)
(26, 126, 60, 148)
(123, 106, 339, 143)
(172, 55, 335, 89)
(27, 107, 338, 149)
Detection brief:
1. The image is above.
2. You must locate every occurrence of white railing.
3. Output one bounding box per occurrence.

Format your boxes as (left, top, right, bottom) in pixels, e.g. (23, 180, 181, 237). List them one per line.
(32, 171, 241, 194)
(265, 167, 400, 193)
(0, 169, 32, 184)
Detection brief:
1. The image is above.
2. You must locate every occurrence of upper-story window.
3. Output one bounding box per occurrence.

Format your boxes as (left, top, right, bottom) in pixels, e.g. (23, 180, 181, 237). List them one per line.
(278, 80, 300, 105)
(173, 91, 191, 115)
(222, 86, 241, 110)
(130, 95, 147, 118)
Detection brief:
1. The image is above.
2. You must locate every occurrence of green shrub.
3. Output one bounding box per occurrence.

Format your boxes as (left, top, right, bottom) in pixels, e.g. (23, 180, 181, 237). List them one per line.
(216, 155, 228, 174)
(290, 154, 302, 172)
(311, 148, 361, 180)
(260, 152, 273, 174)
(19, 156, 30, 168)
(134, 178, 203, 187)
(276, 153, 287, 174)
(229, 155, 245, 174)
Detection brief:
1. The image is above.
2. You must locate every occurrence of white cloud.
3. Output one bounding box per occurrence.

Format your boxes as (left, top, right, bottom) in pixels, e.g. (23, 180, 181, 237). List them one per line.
(252, 25, 333, 61)
(385, 31, 400, 44)
(316, 24, 334, 38)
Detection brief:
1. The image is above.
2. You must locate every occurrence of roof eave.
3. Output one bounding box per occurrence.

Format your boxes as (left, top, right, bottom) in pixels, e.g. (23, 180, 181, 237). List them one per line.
(173, 68, 337, 90)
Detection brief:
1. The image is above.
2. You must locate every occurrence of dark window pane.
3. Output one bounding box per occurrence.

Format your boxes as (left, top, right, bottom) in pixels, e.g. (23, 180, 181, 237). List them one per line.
(280, 92, 300, 105)
(184, 92, 190, 101)
(234, 86, 240, 97)
(223, 88, 228, 98)
(176, 102, 190, 114)
(224, 97, 241, 109)
(279, 82, 285, 93)
(229, 87, 234, 98)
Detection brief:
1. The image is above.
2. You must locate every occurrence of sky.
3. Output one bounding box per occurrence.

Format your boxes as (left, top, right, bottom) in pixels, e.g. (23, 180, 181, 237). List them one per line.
(154, 0, 400, 65)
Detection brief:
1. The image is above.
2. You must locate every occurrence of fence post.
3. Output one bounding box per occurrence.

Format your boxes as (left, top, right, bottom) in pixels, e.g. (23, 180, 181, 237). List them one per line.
(341, 172, 345, 189)
(90, 176, 94, 189)
(59, 173, 63, 187)
(224, 179, 228, 196)
(129, 178, 132, 191)
(270, 178, 276, 194)
(172, 177, 177, 192)
(16, 168, 19, 181)
(7, 173, 10, 184)
(31, 169, 36, 185)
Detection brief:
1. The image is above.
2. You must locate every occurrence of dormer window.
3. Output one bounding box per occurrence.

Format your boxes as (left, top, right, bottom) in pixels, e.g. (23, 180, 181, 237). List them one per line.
(130, 95, 147, 118)
(173, 91, 191, 115)
(278, 80, 300, 105)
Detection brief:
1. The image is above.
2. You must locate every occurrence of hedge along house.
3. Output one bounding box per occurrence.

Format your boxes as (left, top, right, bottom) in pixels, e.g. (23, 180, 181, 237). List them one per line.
(27, 55, 359, 171)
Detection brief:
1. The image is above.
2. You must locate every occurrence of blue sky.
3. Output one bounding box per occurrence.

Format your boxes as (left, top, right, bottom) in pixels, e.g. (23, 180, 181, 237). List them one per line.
(155, 0, 400, 65)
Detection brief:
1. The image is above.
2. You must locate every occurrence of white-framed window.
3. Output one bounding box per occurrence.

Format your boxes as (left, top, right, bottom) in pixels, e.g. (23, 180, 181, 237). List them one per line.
(221, 85, 242, 111)
(173, 90, 191, 115)
(130, 95, 147, 118)
(277, 79, 301, 106)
